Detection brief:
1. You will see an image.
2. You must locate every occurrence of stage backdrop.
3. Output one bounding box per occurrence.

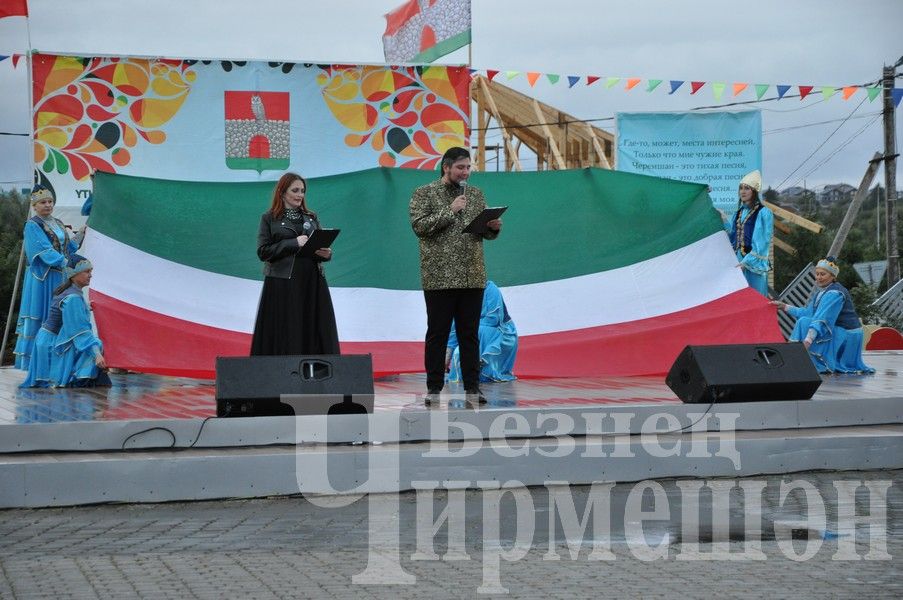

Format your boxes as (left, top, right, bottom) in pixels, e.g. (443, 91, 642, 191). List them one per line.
(616, 110, 762, 213)
(31, 53, 471, 219)
(81, 167, 782, 379)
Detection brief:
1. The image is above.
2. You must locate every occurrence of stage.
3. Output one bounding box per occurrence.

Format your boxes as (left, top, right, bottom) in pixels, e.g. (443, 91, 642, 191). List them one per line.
(1, 351, 901, 508)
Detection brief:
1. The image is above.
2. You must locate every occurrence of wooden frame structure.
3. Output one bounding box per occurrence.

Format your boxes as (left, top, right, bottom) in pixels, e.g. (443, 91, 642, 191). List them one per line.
(470, 75, 615, 171)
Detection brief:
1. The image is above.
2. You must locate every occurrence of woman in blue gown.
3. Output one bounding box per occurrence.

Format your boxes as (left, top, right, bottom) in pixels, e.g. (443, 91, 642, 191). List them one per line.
(771, 257, 873, 374)
(724, 170, 774, 297)
(14, 187, 79, 370)
(446, 280, 517, 383)
(22, 254, 109, 388)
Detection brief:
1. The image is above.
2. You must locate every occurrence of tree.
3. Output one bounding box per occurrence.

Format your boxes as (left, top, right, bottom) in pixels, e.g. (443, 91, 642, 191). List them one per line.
(0, 190, 28, 363)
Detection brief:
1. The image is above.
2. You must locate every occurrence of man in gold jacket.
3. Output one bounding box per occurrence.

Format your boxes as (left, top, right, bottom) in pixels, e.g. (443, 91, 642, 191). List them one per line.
(409, 147, 502, 404)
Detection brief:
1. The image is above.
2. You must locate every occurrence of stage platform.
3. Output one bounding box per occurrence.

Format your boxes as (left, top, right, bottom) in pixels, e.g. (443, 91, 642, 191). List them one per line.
(1, 351, 901, 508)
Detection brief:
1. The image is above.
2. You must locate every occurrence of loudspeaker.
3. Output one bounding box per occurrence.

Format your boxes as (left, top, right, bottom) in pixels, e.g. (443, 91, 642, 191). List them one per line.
(215, 354, 374, 417)
(666, 343, 822, 404)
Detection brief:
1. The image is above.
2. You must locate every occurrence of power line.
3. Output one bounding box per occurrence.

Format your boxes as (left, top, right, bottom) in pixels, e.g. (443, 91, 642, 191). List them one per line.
(774, 95, 868, 190)
(763, 111, 881, 135)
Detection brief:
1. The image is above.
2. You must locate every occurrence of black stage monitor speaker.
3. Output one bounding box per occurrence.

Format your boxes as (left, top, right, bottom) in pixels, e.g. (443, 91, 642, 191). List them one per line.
(666, 343, 822, 404)
(215, 354, 374, 417)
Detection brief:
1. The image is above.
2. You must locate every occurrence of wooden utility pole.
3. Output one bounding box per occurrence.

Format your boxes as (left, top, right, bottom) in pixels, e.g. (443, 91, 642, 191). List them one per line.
(828, 152, 884, 258)
(883, 65, 900, 284)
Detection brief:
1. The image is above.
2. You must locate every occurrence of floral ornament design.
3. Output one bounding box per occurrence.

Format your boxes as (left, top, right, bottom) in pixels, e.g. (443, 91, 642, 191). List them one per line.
(317, 64, 471, 169)
(32, 54, 196, 182)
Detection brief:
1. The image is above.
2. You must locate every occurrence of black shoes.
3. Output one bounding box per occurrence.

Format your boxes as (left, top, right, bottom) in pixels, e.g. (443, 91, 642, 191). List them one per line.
(465, 388, 488, 404)
(424, 388, 442, 405)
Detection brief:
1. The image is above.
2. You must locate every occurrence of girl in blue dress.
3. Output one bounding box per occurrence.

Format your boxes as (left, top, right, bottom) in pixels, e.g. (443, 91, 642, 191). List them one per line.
(22, 254, 108, 388)
(14, 187, 80, 370)
(446, 280, 518, 383)
(725, 170, 774, 297)
(771, 257, 873, 374)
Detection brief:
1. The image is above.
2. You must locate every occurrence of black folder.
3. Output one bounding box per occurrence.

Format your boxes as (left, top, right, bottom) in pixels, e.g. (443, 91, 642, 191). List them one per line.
(462, 206, 507, 234)
(299, 228, 340, 257)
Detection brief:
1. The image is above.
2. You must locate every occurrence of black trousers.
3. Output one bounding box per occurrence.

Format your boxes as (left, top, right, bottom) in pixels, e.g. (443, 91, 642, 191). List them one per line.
(423, 288, 484, 392)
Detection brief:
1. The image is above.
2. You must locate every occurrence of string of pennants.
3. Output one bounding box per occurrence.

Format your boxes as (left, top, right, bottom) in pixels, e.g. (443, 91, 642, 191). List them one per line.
(3, 53, 901, 107)
(470, 68, 903, 108)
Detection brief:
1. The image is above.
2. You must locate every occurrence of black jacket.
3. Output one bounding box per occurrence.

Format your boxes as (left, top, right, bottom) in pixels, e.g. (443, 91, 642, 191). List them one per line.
(256, 211, 326, 279)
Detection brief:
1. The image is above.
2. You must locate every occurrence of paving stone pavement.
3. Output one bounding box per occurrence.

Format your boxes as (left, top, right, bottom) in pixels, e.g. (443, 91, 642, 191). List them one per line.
(0, 470, 901, 599)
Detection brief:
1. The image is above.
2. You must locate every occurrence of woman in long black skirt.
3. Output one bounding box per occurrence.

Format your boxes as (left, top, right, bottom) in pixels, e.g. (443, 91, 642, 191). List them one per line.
(250, 172, 340, 355)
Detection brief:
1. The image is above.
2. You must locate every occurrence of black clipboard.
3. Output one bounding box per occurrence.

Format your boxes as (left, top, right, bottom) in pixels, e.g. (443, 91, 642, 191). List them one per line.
(299, 228, 340, 257)
(462, 206, 507, 234)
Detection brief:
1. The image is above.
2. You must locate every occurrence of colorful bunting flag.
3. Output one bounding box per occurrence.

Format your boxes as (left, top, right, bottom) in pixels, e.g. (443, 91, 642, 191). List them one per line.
(690, 81, 705, 94)
(567, 75, 580, 88)
(798, 85, 813, 100)
(605, 77, 619, 89)
(526, 71, 541, 87)
(821, 86, 836, 100)
(546, 74, 560, 85)
(776, 85, 791, 99)
(893, 89, 903, 108)
(587, 76, 600, 86)
(712, 82, 725, 101)
(647, 79, 663, 92)
(486, 69, 499, 81)
(755, 84, 769, 100)
(733, 83, 748, 97)
(625, 78, 641, 90)
(841, 86, 857, 100)
(669, 80, 684, 94)
(866, 87, 881, 101)
(505, 70, 519, 80)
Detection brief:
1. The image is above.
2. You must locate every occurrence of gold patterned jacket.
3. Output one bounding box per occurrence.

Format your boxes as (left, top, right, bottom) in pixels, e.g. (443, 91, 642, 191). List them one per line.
(409, 179, 499, 291)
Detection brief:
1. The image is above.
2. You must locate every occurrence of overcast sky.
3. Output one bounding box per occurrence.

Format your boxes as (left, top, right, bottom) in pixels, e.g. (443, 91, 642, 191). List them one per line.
(1, 0, 901, 191)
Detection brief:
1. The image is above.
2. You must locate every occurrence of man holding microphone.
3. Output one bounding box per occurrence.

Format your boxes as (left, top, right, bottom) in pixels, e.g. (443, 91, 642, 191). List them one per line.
(409, 147, 502, 405)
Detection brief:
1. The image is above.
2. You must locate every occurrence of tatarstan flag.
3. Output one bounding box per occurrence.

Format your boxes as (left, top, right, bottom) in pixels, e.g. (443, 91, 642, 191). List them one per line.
(0, 0, 28, 19)
(383, 0, 471, 64)
(81, 167, 781, 379)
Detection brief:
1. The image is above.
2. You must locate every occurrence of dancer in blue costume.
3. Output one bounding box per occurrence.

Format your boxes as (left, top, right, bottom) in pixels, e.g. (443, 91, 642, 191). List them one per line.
(14, 187, 80, 370)
(724, 170, 773, 296)
(771, 257, 874, 374)
(446, 281, 517, 383)
(22, 255, 109, 388)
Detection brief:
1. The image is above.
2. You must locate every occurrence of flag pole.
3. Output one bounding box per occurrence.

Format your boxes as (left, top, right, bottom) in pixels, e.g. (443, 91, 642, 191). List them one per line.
(0, 6, 36, 366)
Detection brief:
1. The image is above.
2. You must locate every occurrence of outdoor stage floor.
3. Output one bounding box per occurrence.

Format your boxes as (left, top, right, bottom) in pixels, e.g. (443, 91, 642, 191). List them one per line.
(0, 351, 903, 425)
(1, 351, 900, 425)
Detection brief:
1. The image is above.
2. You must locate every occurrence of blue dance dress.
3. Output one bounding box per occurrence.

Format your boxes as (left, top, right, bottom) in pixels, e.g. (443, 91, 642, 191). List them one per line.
(447, 281, 517, 383)
(725, 203, 773, 296)
(14, 216, 78, 370)
(787, 282, 873, 374)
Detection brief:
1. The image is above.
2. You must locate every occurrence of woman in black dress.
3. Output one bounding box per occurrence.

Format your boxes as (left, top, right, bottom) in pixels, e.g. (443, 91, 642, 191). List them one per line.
(250, 172, 340, 355)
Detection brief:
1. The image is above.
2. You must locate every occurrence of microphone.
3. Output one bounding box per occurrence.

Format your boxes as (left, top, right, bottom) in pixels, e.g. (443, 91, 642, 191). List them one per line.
(460, 180, 467, 198)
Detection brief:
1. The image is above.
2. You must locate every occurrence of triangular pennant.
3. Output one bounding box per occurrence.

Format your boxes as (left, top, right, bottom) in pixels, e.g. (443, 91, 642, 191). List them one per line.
(712, 82, 725, 100)
(669, 80, 684, 94)
(821, 86, 836, 100)
(866, 86, 881, 101)
(625, 78, 641, 90)
(526, 71, 541, 87)
(893, 89, 903, 108)
(798, 85, 814, 100)
(468, 68, 477, 75)
(505, 71, 520, 80)
(842, 86, 858, 100)
(546, 74, 560, 85)
(755, 84, 770, 100)
(647, 79, 663, 92)
(776, 85, 791, 99)
(690, 81, 705, 95)
(567, 75, 580, 88)
(605, 77, 620, 89)
(11, 54, 22, 68)
(587, 75, 600, 86)
(486, 69, 499, 81)
(0, 55, 7, 63)
(733, 83, 749, 97)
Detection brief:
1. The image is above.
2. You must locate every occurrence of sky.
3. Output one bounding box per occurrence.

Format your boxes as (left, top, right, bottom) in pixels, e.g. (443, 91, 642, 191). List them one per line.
(1, 0, 901, 192)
